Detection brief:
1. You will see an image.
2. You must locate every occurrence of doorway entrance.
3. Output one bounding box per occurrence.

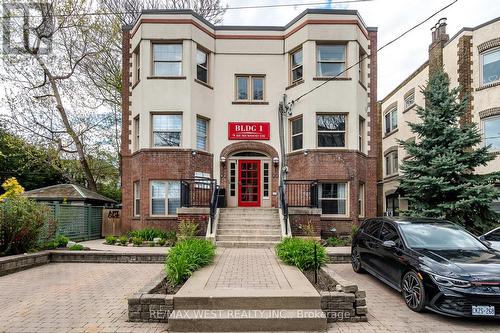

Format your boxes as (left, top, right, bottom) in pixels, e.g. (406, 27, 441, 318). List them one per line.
(238, 160, 260, 207)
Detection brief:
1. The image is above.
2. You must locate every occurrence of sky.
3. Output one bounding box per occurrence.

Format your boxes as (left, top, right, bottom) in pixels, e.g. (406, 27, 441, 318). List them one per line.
(222, 0, 500, 98)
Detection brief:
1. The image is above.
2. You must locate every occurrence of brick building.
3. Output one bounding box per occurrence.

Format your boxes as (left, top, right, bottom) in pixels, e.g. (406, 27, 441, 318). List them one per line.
(379, 17, 500, 216)
(121, 9, 378, 238)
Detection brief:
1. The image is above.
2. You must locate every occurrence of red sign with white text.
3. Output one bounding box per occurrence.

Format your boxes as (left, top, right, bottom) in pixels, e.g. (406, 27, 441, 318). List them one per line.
(228, 122, 270, 140)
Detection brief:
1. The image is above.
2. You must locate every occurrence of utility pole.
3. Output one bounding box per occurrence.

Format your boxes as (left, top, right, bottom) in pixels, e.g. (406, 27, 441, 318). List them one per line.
(278, 94, 294, 185)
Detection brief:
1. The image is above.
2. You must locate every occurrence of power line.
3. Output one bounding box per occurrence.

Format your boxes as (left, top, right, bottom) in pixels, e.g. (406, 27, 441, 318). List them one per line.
(292, 0, 459, 103)
(0, 0, 374, 19)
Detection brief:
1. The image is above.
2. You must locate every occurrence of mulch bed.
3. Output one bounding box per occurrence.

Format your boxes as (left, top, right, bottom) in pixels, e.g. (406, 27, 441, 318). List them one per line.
(149, 277, 184, 295)
(303, 269, 337, 292)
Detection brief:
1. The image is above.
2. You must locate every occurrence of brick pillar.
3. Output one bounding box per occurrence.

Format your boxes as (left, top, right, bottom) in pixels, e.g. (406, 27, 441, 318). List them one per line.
(367, 28, 379, 219)
(457, 35, 474, 125)
(121, 27, 132, 233)
(428, 18, 449, 78)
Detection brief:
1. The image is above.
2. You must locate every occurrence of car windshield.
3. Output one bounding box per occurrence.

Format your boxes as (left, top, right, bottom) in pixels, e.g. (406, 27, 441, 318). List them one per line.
(400, 223, 488, 250)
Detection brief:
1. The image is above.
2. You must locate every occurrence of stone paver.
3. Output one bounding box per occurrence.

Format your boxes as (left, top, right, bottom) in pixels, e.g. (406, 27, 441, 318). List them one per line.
(205, 248, 290, 289)
(328, 264, 500, 333)
(79, 239, 169, 254)
(0, 263, 167, 333)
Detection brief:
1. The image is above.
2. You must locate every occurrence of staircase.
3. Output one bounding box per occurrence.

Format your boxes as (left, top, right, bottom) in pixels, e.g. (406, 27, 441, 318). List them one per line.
(215, 208, 282, 248)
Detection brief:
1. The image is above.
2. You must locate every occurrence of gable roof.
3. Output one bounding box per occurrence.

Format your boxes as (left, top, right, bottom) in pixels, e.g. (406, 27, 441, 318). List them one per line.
(24, 184, 116, 203)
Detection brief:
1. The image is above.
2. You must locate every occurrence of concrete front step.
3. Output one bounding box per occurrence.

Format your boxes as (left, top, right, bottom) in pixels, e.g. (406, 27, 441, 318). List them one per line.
(216, 235, 282, 242)
(168, 309, 326, 332)
(217, 228, 281, 235)
(218, 222, 281, 229)
(216, 241, 279, 248)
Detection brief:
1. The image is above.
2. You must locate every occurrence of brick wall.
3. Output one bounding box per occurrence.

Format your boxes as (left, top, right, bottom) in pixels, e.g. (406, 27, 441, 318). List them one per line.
(457, 35, 474, 125)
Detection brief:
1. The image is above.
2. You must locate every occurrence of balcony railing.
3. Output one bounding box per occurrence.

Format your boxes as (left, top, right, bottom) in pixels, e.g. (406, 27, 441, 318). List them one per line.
(284, 180, 319, 208)
(180, 178, 219, 234)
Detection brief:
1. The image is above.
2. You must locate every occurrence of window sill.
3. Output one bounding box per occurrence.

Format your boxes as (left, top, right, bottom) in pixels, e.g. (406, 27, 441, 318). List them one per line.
(132, 217, 140, 220)
(147, 215, 178, 219)
(132, 80, 140, 90)
(383, 128, 399, 139)
(320, 215, 351, 220)
(150, 146, 182, 149)
(147, 76, 186, 80)
(316, 146, 348, 150)
(194, 78, 213, 89)
(383, 173, 400, 181)
(313, 77, 352, 81)
(403, 104, 416, 114)
(476, 80, 500, 91)
(232, 101, 269, 105)
(285, 79, 304, 90)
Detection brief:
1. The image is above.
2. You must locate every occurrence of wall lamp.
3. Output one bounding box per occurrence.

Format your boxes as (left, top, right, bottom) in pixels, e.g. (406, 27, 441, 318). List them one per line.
(272, 157, 279, 165)
(220, 156, 226, 164)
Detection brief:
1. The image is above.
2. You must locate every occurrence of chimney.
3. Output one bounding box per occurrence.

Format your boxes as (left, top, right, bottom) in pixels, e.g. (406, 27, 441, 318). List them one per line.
(428, 18, 449, 78)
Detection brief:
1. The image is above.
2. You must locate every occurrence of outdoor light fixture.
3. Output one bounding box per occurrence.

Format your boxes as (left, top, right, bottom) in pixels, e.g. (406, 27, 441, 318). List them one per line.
(304, 149, 309, 155)
(272, 157, 279, 165)
(220, 156, 226, 163)
(192, 150, 197, 156)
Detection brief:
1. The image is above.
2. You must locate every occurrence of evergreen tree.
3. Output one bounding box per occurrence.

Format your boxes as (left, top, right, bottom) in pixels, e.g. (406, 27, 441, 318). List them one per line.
(399, 70, 499, 233)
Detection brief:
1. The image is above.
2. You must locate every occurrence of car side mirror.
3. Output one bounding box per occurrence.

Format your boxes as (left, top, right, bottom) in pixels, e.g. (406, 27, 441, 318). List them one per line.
(382, 240, 396, 249)
(479, 235, 486, 241)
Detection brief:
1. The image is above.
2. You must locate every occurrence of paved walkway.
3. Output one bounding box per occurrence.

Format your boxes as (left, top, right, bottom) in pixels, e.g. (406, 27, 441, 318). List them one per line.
(79, 239, 169, 254)
(328, 264, 500, 332)
(0, 263, 166, 333)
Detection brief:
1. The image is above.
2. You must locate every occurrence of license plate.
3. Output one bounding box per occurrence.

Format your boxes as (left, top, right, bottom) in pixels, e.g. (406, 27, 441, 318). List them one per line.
(472, 305, 495, 316)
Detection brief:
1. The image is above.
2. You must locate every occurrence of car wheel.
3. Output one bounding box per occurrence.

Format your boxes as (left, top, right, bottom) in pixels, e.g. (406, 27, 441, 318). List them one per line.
(351, 246, 364, 273)
(402, 271, 426, 312)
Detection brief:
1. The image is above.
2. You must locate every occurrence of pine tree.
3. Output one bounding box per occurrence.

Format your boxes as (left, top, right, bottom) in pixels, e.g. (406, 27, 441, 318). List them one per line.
(399, 70, 499, 233)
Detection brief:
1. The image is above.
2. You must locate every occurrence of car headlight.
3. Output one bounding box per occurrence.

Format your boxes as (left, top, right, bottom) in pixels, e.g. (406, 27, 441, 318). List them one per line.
(430, 274, 471, 288)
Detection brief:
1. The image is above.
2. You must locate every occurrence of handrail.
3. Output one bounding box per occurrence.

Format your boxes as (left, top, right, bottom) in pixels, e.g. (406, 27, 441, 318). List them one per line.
(209, 182, 220, 234)
(279, 184, 288, 235)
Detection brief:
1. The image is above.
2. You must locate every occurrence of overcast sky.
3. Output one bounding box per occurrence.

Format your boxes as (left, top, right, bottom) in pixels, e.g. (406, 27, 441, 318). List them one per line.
(223, 0, 500, 98)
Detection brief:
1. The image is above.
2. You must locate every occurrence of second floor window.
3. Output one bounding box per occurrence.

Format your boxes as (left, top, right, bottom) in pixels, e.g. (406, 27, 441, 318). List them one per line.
(134, 116, 140, 151)
(404, 93, 415, 110)
(134, 49, 140, 83)
(481, 47, 500, 85)
(359, 117, 365, 153)
(236, 75, 264, 101)
(291, 48, 303, 83)
(291, 116, 303, 151)
(196, 48, 209, 83)
(317, 114, 346, 147)
(483, 117, 500, 150)
(385, 151, 398, 176)
(317, 45, 346, 77)
(153, 44, 182, 76)
(152, 114, 182, 147)
(385, 107, 397, 134)
(196, 116, 208, 151)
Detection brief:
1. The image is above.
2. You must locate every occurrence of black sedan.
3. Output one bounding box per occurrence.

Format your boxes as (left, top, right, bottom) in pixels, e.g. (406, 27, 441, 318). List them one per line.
(351, 217, 500, 318)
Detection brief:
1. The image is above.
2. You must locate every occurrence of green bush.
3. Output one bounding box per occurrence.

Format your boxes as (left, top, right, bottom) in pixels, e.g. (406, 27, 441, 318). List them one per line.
(69, 244, 84, 251)
(128, 228, 167, 241)
(326, 236, 351, 247)
(147, 241, 155, 247)
(132, 237, 143, 246)
(0, 195, 57, 255)
(276, 237, 326, 271)
(158, 238, 166, 246)
(105, 235, 117, 245)
(119, 236, 128, 245)
(177, 221, 198, 241)
(165, 238, 216, 286)
(41, 241, 58, 250)
(55, 235, 69, 248)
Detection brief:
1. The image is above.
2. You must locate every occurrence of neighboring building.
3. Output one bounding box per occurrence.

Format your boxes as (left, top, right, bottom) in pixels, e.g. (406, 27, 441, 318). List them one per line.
(121, 9, 378, 236)
(379, 17, 500, 216)
(24, 184, 116, 206)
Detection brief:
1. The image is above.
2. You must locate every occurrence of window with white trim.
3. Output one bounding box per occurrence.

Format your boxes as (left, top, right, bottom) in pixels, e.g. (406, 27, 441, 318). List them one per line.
(320, 183, 347, 215)
(404, 93, 415, 110)
(384, 107, 397, 134)
(290, 48, 303, 83)
(317, 45, 346, 77)
(196, 116, 208, 151)
(481, 47, 500, 85)
(150, 181, 180, 216)
(358, 183, 365, 217)
(263, 163, 270, 198)
(153, 44, 182, 76)
(359, 117, 365, 153)
(290, 116, 303, 151)
(134, 116, 140, 151)
(317, 114, 346, 147)
(235, 75, 264, 101)
(385, 151, 399, 176)
(229, 162, 236, 197)
(483, 116, 500, 150)
(133, 181, 140, 217)
(196, 48, 209, 83)
(134, 48, 140, 83)
(152, 114, 182, 147)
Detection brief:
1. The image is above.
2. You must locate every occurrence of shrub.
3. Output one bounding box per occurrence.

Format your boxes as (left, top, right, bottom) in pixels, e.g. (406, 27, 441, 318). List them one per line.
(132, 237, 143, 246)
(0, 194, 56, 255)
(55, 235, 69, 248)
(147, 241, 155, 247)
(105, 235, 117, 245)
(326, 236, 351, 247)
(69, 244, 84, 251)
(165, 238, 216, 286)
(128, 228, 170, 241)
(41, 241, 58, 250)
(177, 220, 198, 241)
(158, 238, 166, 246)
(299, 221, 316, 238)
(119, 236, 128, 245)
(351, 225, 359, 237)
(276, 237, 326, 271)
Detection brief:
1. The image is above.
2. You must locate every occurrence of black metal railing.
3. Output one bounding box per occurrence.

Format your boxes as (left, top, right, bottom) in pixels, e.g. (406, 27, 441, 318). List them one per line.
(209, 184, 220, 234)
(278, 183, 288, 235)
(283, 180, 319, 208)
(180, 178, 219, 234)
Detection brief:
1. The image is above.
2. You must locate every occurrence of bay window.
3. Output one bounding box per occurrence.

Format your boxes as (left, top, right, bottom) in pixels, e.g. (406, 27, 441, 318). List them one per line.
(290, 116, 303, 151)
(196, 48, 209, 83)
(320, 183, 347, 215)
(317, 114, 346, 147)
(385, 151, 399, 176)
(151, 181, 181, 216)
(133, 181, 140, 217)
(153, 44, 182, 76)
(152, 114, 182, 147)
(481, 47, 500, 85)
(196, 116, 208, 151)
(483, 116, 500, 150)
(290, 48, 303, 83)
(385, 107, 398, 134)
(317, 45, 346, 77)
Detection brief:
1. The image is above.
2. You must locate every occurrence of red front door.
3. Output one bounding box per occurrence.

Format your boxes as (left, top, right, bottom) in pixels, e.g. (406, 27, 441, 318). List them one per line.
(238, 160, 260, 207)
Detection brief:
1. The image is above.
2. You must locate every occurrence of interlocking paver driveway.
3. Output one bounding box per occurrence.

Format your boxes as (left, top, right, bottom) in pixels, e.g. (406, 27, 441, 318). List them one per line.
(0, 263, 167, 333)
(328, 264, 500, 333)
